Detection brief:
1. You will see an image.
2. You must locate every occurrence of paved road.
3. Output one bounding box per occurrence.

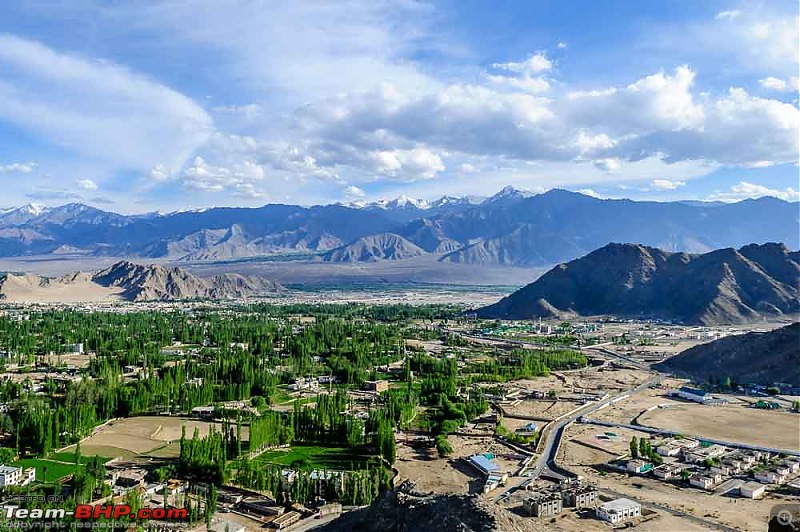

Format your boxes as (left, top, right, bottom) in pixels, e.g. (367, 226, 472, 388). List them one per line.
(493, 374, 663, 502)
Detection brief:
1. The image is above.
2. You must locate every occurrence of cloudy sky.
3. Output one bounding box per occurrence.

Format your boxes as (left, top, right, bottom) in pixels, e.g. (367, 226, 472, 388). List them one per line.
(0, 1, 797, 212)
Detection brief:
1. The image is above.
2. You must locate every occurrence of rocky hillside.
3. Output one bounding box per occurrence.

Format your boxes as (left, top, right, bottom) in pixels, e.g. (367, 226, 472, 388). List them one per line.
(478, 242, 799, 325)
(0, 261, 282, 302)
(656, 323, 800, 386)
(322, 233, 427, 262)
(317, 489, 543, 532)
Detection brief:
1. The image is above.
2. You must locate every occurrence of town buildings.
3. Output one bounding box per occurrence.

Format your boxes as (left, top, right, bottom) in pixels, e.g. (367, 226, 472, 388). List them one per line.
(523, 493, 563, 517)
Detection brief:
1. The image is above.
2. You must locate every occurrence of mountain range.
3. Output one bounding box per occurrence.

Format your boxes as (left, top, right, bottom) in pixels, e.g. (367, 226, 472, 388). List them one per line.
(477, 242, 800, 324)
(1, 187, 797, 267)
(655, 323, 800, 386)
(0, 261, 282, 303)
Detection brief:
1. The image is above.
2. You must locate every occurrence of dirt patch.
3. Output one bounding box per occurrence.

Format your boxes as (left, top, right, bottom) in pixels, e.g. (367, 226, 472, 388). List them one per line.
(640, 403, 800, 451)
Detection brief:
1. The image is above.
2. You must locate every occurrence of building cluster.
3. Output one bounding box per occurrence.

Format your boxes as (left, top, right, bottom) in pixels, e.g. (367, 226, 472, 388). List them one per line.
(213, 486, 342, 529)
(621, 437, 800, 496)
(465, 454, 508, 493)
(522, 481, 642, 525)
(290, 375, 338, 392)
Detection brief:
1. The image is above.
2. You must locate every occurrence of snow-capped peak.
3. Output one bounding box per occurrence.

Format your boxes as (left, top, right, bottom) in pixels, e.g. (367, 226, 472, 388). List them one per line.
(482, 186, 534, 204)
(19, 203, 49, 216)
(388, 195, 430, 209)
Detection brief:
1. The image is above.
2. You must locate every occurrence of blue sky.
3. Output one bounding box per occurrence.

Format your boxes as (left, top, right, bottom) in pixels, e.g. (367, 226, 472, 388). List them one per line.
(0, 0, 797, 212)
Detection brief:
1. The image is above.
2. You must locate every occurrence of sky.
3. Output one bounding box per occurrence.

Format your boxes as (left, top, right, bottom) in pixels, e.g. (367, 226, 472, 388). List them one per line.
(0, 0, 797, 213)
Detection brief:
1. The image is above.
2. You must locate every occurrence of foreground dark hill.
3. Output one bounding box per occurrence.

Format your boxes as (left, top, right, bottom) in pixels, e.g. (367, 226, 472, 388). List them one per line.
(0, 189, 797, 267)
(656, 323, 800, 386)
(478, 242, 800, 325)
(0, 261, 282, 302)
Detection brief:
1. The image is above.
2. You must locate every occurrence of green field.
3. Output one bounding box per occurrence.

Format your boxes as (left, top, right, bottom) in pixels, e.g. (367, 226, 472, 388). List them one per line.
(255, 445, 382, 470)
(49, 451, 110, 465)
(13, 459, 77, 483)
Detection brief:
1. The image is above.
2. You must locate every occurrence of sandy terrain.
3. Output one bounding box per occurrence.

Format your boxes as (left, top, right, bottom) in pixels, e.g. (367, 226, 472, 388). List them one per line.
(0, 273, 125, 303)
(63, 416, 235, 459)
(394, 433, 527, 495)
(640, 403, 800, 451)
(501, 400, 579, 423)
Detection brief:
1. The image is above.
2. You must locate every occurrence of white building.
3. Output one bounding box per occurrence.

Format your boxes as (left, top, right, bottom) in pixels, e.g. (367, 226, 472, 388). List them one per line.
(690, 476, 717, 490)
(596, 498, 641, 524)
(656, 445, 680, 457)
(0, 465, 35, 487)
(739, 481, 765, 499)
(754, 469, 787, 485)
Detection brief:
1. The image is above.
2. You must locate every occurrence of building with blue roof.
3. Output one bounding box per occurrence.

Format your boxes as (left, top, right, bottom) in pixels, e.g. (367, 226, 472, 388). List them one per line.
(467, 454, 501, 475)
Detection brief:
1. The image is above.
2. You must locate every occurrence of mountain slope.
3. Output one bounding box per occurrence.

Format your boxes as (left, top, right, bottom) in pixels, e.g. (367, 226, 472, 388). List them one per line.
(655, 323, 800, 386)
(406, 190, 800, 266)
(322, 233, 427, 262)
(478, 242, 800, 324)
(0, 261, 282, 302)
(0, 189, 797, 265)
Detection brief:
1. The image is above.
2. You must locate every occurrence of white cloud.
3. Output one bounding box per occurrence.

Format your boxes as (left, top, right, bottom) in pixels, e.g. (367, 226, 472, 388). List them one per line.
(557, 42, 568, 49)
(486, 73, 550, 94)
(343, 185, 366, 199)
(148, 164, 170, 181)
(565, 66, 704, 134)
(0, 34, 212, 174)
(292, 66, 797, 176)
(576, 188, 602, 198)
(649, 179, 685, 191)
(459, 163, 477, 173)
(232, 183, 267, 200)
(708, 181, 800, 202)
(182, 156, 265, 193)
(0, 162, 36, 174)
(715, 10, 741, 21)
(75, 179, 98, 190)
(759, 76, 800, 92)
(493, 52, 553, 75)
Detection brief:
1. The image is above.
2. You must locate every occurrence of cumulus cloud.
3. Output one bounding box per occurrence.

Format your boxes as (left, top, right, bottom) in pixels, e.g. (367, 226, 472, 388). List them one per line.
(0, 162, 36, 174)
(759, 76, 800, 92)
(708, 181, 800, 202)
(649, 179, 685, 191)
(75, 179, 98, 190)
(182, 156, 265, 193)
(291, 66, 797, 176)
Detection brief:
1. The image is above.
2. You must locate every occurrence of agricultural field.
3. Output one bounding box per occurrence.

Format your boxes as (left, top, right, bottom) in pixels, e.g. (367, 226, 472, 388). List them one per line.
(13, 459, 75, 483)
(61, 416, 233, 460)
(255, 445, 382, 470)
